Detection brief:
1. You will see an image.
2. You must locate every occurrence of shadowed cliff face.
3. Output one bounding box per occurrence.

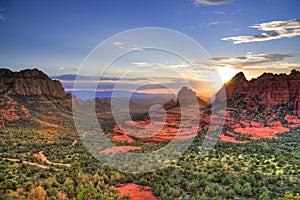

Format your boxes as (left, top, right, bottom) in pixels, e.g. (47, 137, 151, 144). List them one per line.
(177, 86, 198, 107)
(0, 68, 65, 97)
(216, 72, 248, 102)
(0, 68, 71, 127)
(216, 70, 300, 116)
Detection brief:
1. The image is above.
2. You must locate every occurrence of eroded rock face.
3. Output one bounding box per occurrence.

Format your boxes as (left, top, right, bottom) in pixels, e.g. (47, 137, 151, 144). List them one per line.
(0, 94, 31, 126)
(217, 72, 249, 102)
(216, 70, 300, 115)
(0, 68, 71, 127)
(0, 68, 65, 97)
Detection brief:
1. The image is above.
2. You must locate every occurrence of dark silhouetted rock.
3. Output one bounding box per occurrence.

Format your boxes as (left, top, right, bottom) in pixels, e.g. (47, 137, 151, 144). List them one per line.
(177, 87, 198, 106)
(163, 98, 177, 109)
(216, 72, 248, 102)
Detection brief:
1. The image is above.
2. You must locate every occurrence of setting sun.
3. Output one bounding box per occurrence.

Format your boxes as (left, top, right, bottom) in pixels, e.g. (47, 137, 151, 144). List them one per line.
(217, 67, 239, 84)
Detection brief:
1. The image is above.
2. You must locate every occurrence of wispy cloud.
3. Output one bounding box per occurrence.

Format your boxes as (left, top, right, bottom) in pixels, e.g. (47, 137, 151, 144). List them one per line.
(0, 8, 6, 21)
(194, 0, 231, 6)
(128, 47, 143, 51)
(210, 20, 231, 25)
(152, 61, 213, 70)
(214, 11, 227, 15)
(112, 42, 143, 51)
(233, 28, 241, 31)
(243, 62, 300, 71)
(212, 53, 294, 69)
(0, 15, 5, 21)
(222, 19, 300, 44)
(190, 20, 231, 29)
(112, 41, 124, 46)
(242, 62, 300, 79)
(131, 62, 153, 67)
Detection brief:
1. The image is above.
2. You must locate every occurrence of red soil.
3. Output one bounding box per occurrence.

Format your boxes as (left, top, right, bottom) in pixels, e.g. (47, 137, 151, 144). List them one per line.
(219, 133, 247, 143)
(100, 146, 141, 154)
(250, 121, 262, 128)
(111, 105, 199, 144)
(233, 127, 289, 140)
(117, 183, 157, 200)
(111, 134, 136, 143)
(285, 114, 300, 127)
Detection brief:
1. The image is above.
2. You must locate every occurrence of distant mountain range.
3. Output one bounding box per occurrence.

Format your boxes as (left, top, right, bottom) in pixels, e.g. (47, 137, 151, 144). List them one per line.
(51, 74, 175, 100)
(51, 74, 119, 81)
(68, 90, 175, 100)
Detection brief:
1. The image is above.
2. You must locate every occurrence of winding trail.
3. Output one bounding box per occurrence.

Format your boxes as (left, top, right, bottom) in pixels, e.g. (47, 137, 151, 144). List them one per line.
(72, 139, 77, 147)
(2, 158, 63, 171)
(32, 151, 71, 167)
(2, 151, 71, 171)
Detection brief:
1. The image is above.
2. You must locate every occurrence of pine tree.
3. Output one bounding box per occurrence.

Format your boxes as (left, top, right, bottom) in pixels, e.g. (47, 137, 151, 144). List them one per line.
(258, 191, 271, 200)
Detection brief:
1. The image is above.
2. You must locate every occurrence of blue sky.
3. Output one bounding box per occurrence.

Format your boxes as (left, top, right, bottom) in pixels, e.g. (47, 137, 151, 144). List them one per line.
(1, 0, 300, 96)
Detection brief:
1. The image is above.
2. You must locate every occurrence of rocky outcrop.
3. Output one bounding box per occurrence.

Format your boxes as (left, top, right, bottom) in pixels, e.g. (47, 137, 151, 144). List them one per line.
(94, 98, 112, 113)
(0, 94, 31, 126)
(163, 98, 177, 110)
(0, 68, 71, 127)
(177, 86, 198, 106)
(202, 69, 300, 143)
(216, 72, 248, 102)
(0, 68, 65, 97)
(216, 70, 300, 115)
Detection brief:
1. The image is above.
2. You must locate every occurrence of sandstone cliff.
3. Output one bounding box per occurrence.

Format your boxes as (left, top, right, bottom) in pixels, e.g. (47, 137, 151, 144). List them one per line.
(0, 68, 71, 127)
(216, 70, 300, 115)
(0, 68, 65, 97)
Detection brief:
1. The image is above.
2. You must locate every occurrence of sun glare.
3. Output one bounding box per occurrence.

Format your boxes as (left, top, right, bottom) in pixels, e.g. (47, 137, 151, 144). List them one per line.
(217, 67, 239, 84)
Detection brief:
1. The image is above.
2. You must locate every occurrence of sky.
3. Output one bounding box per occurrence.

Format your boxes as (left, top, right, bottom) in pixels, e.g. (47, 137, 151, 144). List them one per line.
(1, 0, 300, 97)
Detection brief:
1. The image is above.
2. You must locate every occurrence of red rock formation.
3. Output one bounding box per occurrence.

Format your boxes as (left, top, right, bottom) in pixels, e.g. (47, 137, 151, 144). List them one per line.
(208, 70, 300, 143)
(0, 68, 65, 97)
(217, 72, 249, 102)
(163, 98, 177, 110)
(94, 97, 111, 113)
(0, 94, 31, 127)
(216, 70, 300, 115)
(0, 68, 71, 127)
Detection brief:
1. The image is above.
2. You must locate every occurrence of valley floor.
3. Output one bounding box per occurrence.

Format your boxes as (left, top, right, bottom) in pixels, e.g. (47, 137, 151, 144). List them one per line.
(0, 127, 299, 199)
